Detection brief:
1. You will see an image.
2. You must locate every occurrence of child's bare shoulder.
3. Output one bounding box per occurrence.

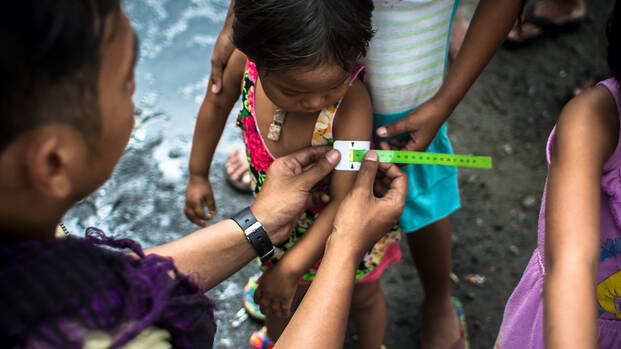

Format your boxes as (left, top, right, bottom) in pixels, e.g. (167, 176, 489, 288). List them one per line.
(333, 79, 372, 139)
(555, 84, 619, 162)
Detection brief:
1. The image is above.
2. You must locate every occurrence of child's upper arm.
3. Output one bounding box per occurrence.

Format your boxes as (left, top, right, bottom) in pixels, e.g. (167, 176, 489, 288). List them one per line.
(203, 49, 247, 112)
(330, 79, 374, 200)
(546, 85, 619, 262)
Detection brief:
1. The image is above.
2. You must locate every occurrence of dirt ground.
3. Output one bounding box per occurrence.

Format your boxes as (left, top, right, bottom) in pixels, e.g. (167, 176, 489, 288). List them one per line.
(62, 1, 615, 348)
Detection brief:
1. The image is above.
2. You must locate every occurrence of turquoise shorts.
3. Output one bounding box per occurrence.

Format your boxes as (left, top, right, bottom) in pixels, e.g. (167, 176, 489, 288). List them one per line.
(373, 109, 460, 233)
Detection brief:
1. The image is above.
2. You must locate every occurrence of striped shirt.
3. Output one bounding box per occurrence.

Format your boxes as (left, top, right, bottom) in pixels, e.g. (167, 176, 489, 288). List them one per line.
(363, 0, 458, 115)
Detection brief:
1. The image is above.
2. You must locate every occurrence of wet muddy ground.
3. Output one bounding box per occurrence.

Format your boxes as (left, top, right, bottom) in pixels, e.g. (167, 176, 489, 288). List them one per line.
(63, 1, 614, 348)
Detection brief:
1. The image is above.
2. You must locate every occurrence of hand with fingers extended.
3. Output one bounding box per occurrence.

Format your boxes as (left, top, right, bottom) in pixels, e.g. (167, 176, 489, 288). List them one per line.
(184, 174, 217, 226)
(375, 98, 450, 153)
(254, 264, 299, 319)
(251, 146, 340, 245)
(330, 151, 408, 257)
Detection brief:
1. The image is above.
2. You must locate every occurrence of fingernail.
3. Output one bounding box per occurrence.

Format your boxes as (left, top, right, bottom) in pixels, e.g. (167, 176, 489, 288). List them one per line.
(326, 149, 339, 164)
(211, 85, 217, 93)
(377, 127, 387, 137)
(365, 151, 378, 161)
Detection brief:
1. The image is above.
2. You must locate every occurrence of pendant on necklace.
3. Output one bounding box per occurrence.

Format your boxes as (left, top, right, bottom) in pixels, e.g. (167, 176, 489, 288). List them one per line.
(267, 107, 286, 141)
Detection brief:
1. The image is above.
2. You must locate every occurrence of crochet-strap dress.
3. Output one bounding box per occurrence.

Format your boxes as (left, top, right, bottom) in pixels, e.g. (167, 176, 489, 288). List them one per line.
(236, 60, 401, 283)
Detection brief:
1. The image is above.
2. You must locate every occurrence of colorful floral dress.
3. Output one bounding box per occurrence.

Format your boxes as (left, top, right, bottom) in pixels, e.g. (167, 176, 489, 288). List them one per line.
(236, 60, 401, 283)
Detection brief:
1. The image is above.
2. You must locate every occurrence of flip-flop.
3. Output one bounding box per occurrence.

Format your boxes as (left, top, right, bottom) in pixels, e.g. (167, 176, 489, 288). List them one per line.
(503, 0, 584, 49)
(420, 297, 469, 349)
(249, 326, 275, 349)
(243, 271, 266, 320)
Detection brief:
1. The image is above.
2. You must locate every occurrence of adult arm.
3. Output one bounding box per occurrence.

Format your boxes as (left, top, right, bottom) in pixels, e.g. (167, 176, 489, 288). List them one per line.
(376, 0, 523, 151)
(544, 86, 619, 348)
(148, 146, 341, 290)
(275, 152, 408, 348)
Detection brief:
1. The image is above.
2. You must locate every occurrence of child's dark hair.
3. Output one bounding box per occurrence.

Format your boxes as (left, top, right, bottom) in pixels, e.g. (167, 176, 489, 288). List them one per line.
(232, 0, 374, 73)
(0, 0, 121, 153)
(607, 0, 621, 79)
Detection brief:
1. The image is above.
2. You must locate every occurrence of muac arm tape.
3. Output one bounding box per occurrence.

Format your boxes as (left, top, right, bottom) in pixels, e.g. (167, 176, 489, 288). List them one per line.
(333, 140, 371, 171)
(333, 140, 492, 170)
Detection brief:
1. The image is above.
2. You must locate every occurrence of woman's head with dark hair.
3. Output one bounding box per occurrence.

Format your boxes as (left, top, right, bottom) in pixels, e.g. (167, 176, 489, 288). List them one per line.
(607, 0, 621, 79)
(0, 0, 123, 154)
(232, 0, 374, 73)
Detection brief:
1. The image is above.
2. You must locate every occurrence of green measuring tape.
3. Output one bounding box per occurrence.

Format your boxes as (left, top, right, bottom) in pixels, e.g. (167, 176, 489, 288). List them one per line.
(350, 150, 492, 169)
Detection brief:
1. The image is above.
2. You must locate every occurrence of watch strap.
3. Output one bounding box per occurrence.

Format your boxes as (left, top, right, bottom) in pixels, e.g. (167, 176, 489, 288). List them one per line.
(232, 207, 274, 260)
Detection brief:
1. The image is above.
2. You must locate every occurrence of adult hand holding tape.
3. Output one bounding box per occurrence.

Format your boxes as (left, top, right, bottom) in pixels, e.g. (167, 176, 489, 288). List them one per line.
(333, 140, 492, 171)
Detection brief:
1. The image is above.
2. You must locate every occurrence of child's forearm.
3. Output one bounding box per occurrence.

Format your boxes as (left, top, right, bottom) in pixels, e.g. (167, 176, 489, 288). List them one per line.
(275, 201, 342, 278)
(188, 99, 230, 176)
(544, 260, 598, 349)
(434, 0, 522, 114)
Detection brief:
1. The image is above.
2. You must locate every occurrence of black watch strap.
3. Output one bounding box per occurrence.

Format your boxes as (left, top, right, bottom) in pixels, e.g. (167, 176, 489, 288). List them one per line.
(231, 207, 274, 260)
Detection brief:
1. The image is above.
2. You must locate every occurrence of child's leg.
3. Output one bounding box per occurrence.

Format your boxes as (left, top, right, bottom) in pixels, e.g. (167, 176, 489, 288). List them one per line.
(351, 280, 386, 349)
(407, 217, 461, 348)
(264, 284, 309, 341)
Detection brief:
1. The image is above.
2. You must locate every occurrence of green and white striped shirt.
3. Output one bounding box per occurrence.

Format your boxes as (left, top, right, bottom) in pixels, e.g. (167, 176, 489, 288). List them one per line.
(363, 0, 458, 115)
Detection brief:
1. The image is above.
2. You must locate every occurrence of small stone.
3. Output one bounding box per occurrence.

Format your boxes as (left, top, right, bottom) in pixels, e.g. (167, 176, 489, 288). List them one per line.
(465, 291, 476, 300)
(467, 174, 478, 183)
(559, 69, 567, 78)
(522, 195, 536, 208)
(503, 143, 513, 154)
(489, 265, 496, 272)
(527, 86, 536, 96)
(463, 274, 487, 286)
(168, 148, 182, 159)
(476, 217, 484, 226)
(509, 244, 520, 256)
(450, 272, 460, 285)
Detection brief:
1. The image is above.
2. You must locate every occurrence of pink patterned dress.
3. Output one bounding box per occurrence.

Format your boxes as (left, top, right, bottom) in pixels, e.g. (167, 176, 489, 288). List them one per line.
(236, 60, 401, 283)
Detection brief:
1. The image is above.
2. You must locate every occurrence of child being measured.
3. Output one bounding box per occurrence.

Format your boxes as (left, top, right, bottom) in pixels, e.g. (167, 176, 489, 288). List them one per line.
(495, 2, 621, 348)
(184, 0, 400, 348)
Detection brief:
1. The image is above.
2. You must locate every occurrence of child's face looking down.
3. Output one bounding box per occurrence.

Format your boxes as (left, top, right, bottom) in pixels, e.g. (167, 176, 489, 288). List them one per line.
(259, 64, 352, 113)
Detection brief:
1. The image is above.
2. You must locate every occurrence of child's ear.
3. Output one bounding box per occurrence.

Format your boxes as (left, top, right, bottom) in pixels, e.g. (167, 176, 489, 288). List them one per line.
(25, 131, 76, 200)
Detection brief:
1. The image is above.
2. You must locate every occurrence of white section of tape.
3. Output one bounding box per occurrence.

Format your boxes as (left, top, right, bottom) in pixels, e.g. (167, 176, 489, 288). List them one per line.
(333, 140, 371, 171)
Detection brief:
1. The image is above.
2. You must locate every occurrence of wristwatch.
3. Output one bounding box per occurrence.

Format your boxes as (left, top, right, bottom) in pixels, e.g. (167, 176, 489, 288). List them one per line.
(231, 207, 274, 260)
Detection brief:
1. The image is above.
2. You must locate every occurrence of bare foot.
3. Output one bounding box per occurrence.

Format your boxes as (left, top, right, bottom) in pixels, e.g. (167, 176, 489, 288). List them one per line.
(506, 0, 586, 44)
(421, 297, 461, 349)
(449, 10, 469, 60)
(225, 146, 251, 191)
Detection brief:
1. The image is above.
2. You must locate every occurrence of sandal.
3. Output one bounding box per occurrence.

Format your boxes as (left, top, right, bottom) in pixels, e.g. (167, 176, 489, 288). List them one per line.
(243, 271, 266, 320)
(420, 297, 469, 349)
(249, 326, 275, 349)
(224, 147, 253, 193)
(503, 0, 584, 49)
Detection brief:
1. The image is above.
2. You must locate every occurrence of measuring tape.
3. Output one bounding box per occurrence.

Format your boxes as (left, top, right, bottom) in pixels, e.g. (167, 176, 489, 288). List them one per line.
(350, 149, 492, 169)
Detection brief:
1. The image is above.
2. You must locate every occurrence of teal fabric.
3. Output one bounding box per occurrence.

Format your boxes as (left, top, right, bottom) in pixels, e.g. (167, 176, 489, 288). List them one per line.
(373, 109, 460, 232)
